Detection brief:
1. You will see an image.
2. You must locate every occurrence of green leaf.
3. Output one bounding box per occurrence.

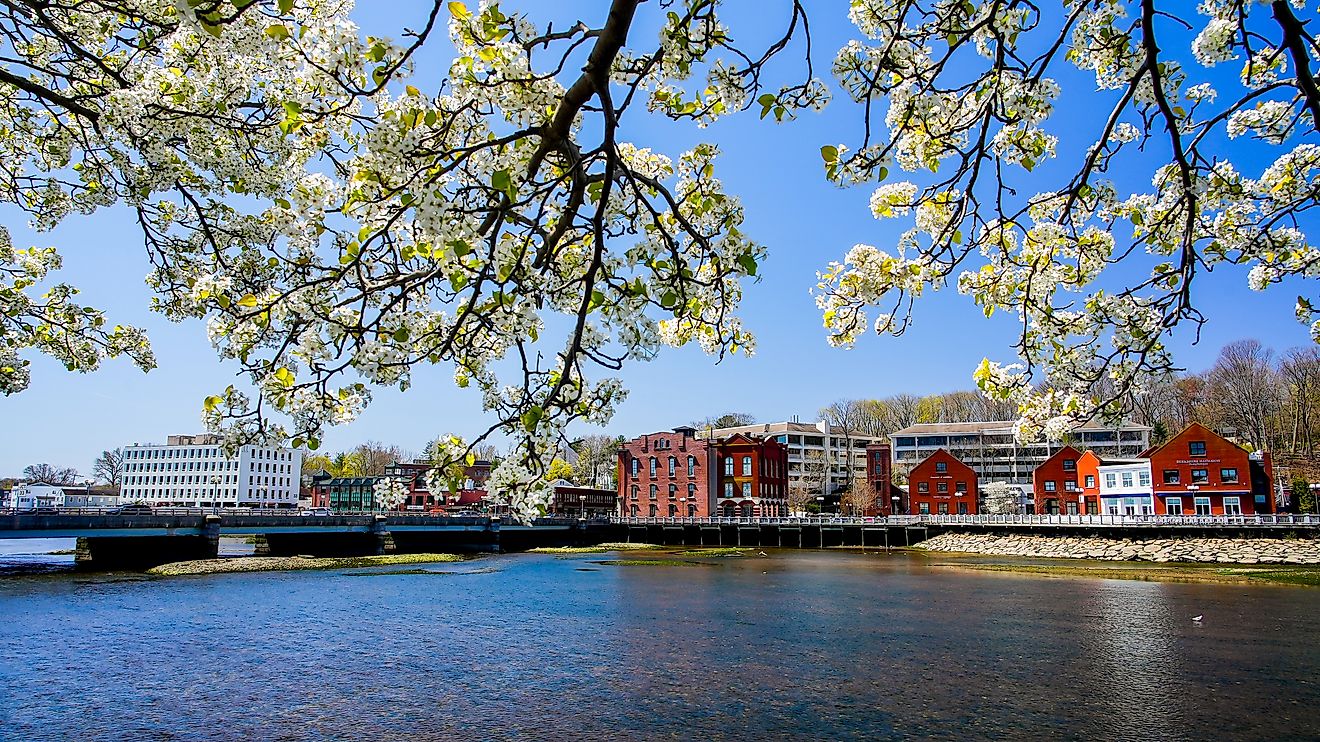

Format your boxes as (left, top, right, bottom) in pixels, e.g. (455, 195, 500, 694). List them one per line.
(236, 294, 258, 308)
(521, 406, 544, 432)
(266, 24, 290, 41)
(393, 328, 410, 342)
(278, 0, 294, 12)
(736, 253, 758, 276)
(203, 395, 223, 412)
(492, 169, 510, 192)
(660, 291, 677, 309)
(820, 145, 838, 163)
(448, 1, 470, 19)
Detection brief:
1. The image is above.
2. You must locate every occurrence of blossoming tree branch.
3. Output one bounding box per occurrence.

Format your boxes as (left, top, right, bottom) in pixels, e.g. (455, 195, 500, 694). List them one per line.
(0, 0, 1317, 517)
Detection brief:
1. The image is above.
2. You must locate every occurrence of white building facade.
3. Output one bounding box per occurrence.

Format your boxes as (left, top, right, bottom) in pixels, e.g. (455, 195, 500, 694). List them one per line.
(1096, 460, 1155, 515)
(4, 483, 67, 510)
(120, 434, 302, 508)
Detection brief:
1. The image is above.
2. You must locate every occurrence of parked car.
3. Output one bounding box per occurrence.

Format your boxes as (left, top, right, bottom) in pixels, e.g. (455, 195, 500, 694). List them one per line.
(111, 503, 153, 515)
(31, 507, 59, 515)
(300, 507, 333, 517)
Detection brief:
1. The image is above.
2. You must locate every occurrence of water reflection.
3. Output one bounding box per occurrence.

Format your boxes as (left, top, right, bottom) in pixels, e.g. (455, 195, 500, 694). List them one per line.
(1, 550, 1318, 741)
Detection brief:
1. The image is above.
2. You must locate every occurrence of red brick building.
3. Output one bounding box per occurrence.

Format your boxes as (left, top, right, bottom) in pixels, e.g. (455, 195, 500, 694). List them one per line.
(1144, 423, 1275, 515)
(618, 427, 716, 517)
(383, 460, 492, 511)
(713, 433, 789, 517)
(1032, 445, 1084, 515)
(864, 442, 904, 515)
(616, 427, 789, 517)
(908, 449, 978, 515)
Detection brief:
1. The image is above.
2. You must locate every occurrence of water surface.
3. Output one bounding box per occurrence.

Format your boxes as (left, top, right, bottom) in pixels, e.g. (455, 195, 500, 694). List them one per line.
(1, 550, 1317, 741)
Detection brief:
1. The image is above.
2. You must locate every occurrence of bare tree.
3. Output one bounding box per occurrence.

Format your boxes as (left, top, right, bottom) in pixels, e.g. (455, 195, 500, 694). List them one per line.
(353, 441, 407, 476)
(820, 399, 867, 489)
(789, 450, 828, 514)
(1205, 340, 1280, 451)
(841, 478, 878, 517)
(91, 448, 124, 489)
(570, 434, 619, 489)
(692, 412, 757, 430)
(1280, 347, 1320, 457)
(23, 463, 79, 485)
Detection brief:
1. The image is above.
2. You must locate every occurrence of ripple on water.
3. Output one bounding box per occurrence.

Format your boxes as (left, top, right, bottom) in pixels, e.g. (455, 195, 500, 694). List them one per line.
(0, 551, 1318, 741)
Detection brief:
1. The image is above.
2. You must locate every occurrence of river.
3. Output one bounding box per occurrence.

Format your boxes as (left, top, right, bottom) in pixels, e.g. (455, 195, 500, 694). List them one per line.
(1, 549, 1318, 741)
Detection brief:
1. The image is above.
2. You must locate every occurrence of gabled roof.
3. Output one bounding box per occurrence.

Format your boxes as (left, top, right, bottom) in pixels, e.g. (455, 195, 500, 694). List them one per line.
(1140, 422, 1238, 460)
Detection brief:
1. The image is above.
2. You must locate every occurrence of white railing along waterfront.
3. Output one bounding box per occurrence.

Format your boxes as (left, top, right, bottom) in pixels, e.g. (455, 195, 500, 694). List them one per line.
(611, 514, 1320, 528)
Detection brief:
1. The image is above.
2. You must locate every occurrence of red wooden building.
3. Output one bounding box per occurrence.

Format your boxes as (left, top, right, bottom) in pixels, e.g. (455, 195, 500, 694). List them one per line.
(1075, 450, 1104, 515)
(1144, 423, 1275, 515)
(908, 449, 978, 515)
(1032, 445, 1084, 515)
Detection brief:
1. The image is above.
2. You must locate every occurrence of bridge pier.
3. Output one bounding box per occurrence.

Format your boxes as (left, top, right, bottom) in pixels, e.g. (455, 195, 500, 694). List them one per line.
(75, 515, 221, 570)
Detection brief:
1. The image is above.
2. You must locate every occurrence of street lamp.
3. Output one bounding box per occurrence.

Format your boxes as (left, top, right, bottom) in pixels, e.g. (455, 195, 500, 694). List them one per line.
(209, 475, 222, 514)
(578, 494, 587, 519)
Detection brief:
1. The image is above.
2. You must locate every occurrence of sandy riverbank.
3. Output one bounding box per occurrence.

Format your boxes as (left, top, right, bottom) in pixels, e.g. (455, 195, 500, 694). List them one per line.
(147, 553, 465, 577)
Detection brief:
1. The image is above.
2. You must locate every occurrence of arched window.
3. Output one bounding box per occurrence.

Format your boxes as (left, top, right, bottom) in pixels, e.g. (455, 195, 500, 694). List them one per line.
(668, 456, 676, 477)
(687, 456, 696, 476)
(649, 457, 657, 477)
(669, 484, 677, 498)
(649, 484, 657, 500)
(630, 458, 639, 477)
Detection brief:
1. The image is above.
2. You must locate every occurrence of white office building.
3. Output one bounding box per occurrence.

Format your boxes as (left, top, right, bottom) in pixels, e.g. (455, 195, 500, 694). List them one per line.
(119, 434, 303, 508)
(706, 420, 886, 495)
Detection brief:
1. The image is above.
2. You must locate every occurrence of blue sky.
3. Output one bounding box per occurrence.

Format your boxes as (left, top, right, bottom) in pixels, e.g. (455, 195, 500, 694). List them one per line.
(1, 1, 1312, 476)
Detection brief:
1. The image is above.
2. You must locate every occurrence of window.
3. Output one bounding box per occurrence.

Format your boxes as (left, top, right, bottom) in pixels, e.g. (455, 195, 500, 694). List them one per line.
(1066, 501, 1078, 515)
(668, 457, 676, 477)
(1191, 468, 1209, 484)
(1104, 473, 1116, 488)
(1189, 441, 1207, 457)
(649, 458, 657, 477)
(1163, 470, 1180, 484)
(742, 482, 752, 497)
(649, 485, 657, 500)
(1194, 497, 1212, 516)
(688, 456, 696, 477)
(935, 461, 947, 473)
(1063, 459, 1076, 472)
(1044, 480, 1056, 492)
(919, 503, 930, 514)
(724, 457, 733, 476)
(957, 503, 968, 515)
(918, 482, 929, 493)
(1121, 472, 1133, 487)
(956, 481, 967, 493)
(742, 456, 752, 476)
(1138, 471, 1151, 487)
(688, 484, 696, 500)
(937, 482, 948, 493)
(1223, 496, 1242, 515)
(937, 503, 949, 514)
(723, 482, 734, 498)
(1085, 475, 1096, 488)
(1220, 468, 1238, 483)
(668, 484, 677, 499)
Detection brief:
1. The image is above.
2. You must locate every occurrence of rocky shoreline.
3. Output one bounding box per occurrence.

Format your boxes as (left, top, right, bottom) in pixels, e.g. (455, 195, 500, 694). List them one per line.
(919, 532, 1320, 564)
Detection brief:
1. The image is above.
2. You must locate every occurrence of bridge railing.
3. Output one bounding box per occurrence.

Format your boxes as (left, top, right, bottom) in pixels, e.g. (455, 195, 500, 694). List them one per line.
(611, 514, 1320, 528)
